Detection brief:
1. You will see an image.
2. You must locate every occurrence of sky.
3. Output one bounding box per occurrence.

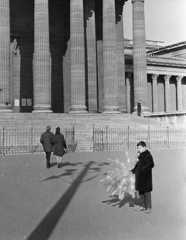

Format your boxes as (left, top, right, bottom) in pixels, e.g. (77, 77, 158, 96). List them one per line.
(123, 0, 186, 46)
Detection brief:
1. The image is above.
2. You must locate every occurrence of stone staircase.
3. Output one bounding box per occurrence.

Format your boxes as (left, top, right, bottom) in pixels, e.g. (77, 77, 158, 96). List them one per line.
(0, 113, 162, 152)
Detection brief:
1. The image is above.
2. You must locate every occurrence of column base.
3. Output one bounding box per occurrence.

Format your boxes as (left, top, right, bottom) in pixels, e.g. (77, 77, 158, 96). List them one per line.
(69, 105, 88, 114)
(0, 104, 13, 112)
(88, 109, 98, 113)
(119, 108, 127, 113)
(102, 106, 121, 114)
(32, 104, 53, 113)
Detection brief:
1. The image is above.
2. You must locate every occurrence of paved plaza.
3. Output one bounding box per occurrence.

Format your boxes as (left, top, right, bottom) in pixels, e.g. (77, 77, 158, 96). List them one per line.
(0, 149, 186, 240)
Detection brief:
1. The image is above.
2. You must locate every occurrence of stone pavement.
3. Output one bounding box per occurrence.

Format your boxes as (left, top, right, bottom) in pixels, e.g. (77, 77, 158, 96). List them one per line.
(0, 149, 186, 240)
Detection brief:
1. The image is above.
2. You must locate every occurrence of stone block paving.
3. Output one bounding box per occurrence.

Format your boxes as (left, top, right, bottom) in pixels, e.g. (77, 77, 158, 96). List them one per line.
(0, 149, 186, 240)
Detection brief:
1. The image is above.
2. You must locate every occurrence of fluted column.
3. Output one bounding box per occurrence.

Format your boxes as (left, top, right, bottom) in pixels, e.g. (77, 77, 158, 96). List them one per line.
(152, 74, 158, 113)
(164, 75, 171, 112)
(132, 0, 149, 113)
(176, 76, 183, 111)
(0, 0, 12, 112)
(126, 72, 132, 113)
(116, 1, 127, 113)
(84, 0, 98, 113)
(33, 0, 52, 112)
(69, 0, 87, 113)
(103, 0, 120, 113)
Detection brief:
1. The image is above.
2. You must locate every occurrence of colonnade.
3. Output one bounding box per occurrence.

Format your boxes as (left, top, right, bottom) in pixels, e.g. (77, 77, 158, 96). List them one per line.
(152, 74, 183, 112)
(1, 0, 183, 114)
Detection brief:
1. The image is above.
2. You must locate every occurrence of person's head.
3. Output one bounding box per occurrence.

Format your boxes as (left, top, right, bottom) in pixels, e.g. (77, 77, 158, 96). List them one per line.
(137, 141, 146, 153)
(55, 127, 60, 135)
(46, 126, 51, 131)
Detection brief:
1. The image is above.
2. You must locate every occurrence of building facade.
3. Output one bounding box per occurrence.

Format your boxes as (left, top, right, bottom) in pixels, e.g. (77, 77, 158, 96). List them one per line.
(0, 0, 186, 114)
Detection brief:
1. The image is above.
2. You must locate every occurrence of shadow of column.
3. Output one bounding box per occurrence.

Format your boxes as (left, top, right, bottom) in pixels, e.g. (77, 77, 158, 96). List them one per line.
(26, 161, 93, 240)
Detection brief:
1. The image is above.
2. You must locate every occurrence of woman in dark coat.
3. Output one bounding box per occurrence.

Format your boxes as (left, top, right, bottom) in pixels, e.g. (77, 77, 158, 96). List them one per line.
(131, 141, 154, 213)
(53, 127, 67, 168)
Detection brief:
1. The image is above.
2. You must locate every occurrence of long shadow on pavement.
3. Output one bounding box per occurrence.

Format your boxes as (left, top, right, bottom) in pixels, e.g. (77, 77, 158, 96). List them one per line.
(26, 161, 93, 240)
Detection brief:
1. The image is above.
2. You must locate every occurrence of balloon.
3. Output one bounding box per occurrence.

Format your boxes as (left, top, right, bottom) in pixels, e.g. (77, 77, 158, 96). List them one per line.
(101, 150, 136, 200)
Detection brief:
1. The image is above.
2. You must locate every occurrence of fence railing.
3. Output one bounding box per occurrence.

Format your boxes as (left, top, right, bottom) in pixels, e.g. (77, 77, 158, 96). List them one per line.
(93, 125, 186, 151)
(0, 126, 76, 156)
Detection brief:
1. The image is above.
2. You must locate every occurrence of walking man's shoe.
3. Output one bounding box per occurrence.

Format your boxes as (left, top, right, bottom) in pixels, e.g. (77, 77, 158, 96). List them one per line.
(46, 163, 50, 168)
(135, 207, 146, 211)
(146, 208, 152, 213)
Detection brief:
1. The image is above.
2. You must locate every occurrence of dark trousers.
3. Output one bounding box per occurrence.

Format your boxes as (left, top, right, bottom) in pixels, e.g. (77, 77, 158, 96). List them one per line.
(139, 191, 152, 209)
(45, 152, 51, 166)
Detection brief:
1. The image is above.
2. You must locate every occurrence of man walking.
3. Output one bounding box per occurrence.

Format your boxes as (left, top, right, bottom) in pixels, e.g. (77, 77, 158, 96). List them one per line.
(40, 126, 54, 168)
(137, 100, 142, 116)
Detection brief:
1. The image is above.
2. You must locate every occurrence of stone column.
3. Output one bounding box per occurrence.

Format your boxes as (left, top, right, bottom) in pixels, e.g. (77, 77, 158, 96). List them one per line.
(176, 76, 183, 111)
(0, 0, 12, 112)
(116, 1, 127, 113)
(84, 0, 98, 113)
(103, 0, 120, 113)
(33, 0, 52, 112)
(132, 0, 149, 113)
(69, 0, 87, 113)
(164, 75, 171, 112)
(126, 72, 132, 113)
(152, 74, 158, 113)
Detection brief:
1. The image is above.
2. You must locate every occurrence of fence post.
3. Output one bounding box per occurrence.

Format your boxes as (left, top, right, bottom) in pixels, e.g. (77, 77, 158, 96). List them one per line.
(31, 126, 33, 154)
(127, 125, 130, 150)
(92, 124, 95, 152)
(106, 125, 108, 151)
(2, 126, 5, 156)
(167, 126, 169, 148)
(73, 125, 75, 145)
(148, 126, 150, 149)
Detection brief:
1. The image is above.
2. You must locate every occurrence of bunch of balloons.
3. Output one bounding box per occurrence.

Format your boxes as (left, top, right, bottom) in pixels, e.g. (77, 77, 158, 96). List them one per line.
(101, 151, 136, 200)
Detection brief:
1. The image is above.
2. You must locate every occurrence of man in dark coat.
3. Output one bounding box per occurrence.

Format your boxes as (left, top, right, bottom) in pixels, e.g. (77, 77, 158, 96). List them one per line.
(40, 126, 54, 168)
(53, 127, 67, 168)
(131, 141, 154, 213)
(137, 100, 142, 116)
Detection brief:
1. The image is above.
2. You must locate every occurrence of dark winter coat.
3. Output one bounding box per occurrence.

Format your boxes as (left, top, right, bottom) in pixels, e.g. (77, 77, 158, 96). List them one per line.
(131, 150, 154, 192)
(40, 130, 54, 152)
(53, 133, 67, 156)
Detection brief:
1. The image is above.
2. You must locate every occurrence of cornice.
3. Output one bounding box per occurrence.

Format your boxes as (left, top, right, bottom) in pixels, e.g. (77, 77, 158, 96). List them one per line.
(147, 56, 186, 68)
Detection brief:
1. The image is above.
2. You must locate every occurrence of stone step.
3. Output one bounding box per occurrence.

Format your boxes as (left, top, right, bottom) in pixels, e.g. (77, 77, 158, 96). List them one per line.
(0, 113, 161, 127)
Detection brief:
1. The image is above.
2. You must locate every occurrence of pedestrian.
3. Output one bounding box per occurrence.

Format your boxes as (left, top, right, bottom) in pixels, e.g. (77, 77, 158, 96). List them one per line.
(53, 127, 67, 168)
(137, 100, 142, 116)
(131, 141, 155, 213)
(40, 126, 54, 169)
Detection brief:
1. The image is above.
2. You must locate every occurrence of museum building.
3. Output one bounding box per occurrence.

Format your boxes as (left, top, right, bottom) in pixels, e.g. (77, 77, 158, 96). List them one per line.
(0, 0, 186, 114)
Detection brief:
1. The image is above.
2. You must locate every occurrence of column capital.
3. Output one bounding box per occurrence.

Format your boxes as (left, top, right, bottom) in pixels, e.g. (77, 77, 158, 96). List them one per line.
(164, 75, 171, 81)
(132, 0, 144, 3)
(151, 74, 159, 81)
(176, 76, 183, 82)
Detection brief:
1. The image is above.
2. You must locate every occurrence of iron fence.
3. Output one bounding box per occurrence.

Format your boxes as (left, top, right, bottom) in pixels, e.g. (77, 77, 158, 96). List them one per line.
(0, 126, 76, 156)
(93, 125, 186, 151)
